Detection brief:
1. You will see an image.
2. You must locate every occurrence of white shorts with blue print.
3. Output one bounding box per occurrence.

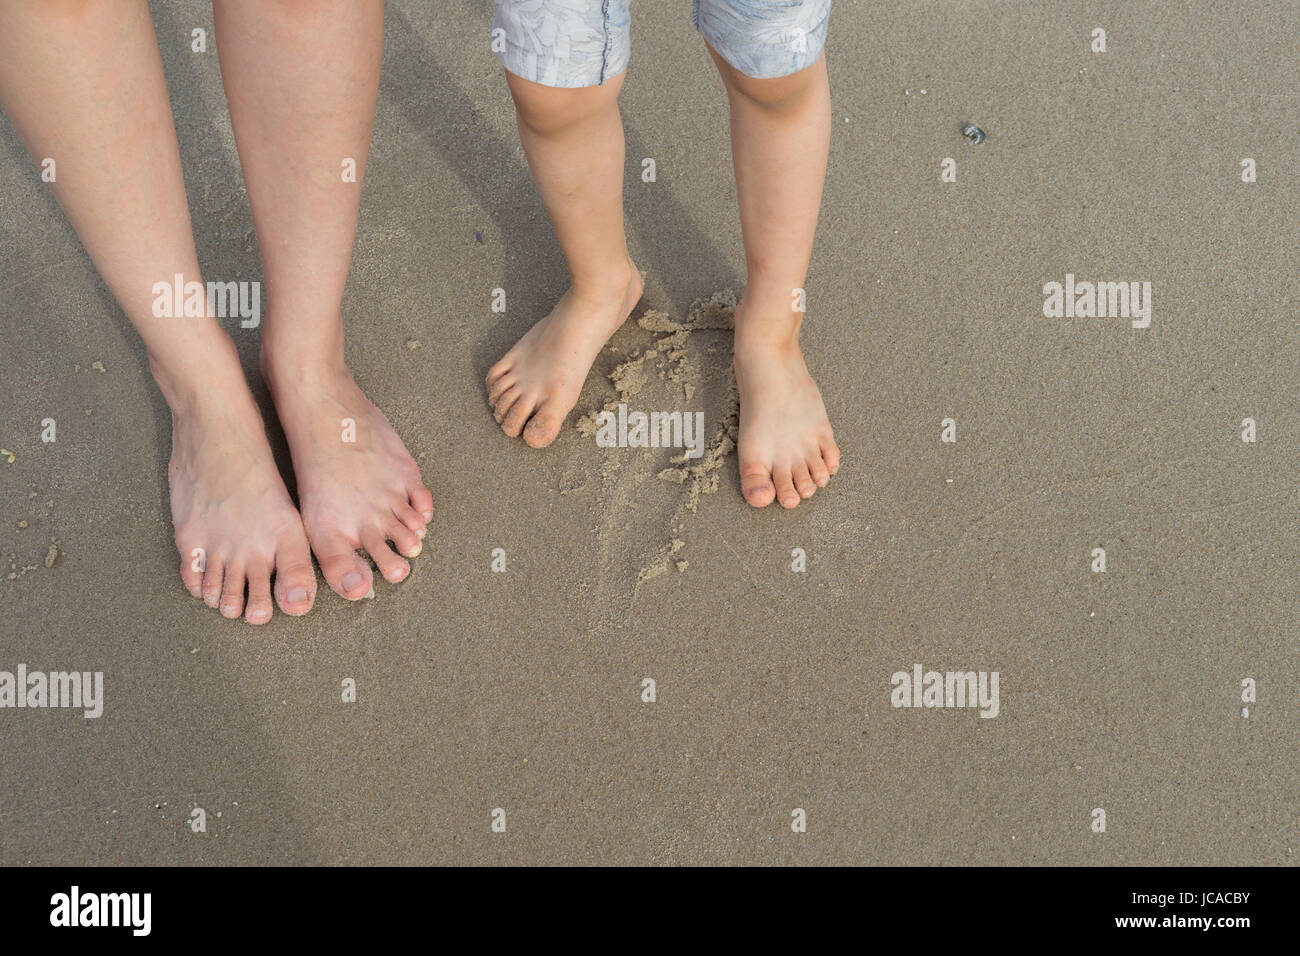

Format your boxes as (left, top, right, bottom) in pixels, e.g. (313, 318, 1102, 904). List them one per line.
(492, 0, 832, 88)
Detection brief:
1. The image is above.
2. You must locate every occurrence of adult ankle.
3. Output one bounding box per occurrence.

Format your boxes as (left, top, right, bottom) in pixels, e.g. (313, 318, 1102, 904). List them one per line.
(258, 338, 347, 392)
(149, 335, 248, 418)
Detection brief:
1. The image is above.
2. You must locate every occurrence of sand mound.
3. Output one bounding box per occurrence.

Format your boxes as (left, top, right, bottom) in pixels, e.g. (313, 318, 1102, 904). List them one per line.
(568, 291, 740, 590)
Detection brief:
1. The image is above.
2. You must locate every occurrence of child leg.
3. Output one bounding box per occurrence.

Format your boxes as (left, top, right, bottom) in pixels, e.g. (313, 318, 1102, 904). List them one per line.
(486, 1, 641, 448)
(699, 1, 840, 508)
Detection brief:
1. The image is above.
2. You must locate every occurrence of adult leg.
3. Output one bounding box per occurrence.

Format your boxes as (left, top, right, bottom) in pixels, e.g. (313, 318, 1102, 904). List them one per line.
(212, 0, 434, 599)
(0, 0, 316, 622)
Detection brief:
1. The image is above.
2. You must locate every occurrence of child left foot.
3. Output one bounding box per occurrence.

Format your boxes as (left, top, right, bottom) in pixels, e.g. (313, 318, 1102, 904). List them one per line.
(733, 315, 840, 509)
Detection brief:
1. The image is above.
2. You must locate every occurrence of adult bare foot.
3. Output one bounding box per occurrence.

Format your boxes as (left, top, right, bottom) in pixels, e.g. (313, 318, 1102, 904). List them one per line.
(261, 351, 434, 601)
(486, 260, 642, 448)
(732, 304, 840, 509)
(165, 348, 317, 625)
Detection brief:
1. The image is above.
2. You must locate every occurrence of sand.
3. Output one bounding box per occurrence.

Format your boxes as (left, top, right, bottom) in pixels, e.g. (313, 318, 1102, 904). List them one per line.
(572, 291, 740, 585)
(0, 0, 1296, 865)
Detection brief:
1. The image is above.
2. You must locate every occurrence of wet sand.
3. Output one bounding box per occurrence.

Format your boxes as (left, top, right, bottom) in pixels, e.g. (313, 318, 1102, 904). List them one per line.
(0, 0, 1296, 865)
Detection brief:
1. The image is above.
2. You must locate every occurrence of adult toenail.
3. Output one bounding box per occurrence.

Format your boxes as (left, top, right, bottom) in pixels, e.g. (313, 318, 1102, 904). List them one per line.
(247, 610, 269, 622)
(220, 603, 238, 614)
(416, 527, 426, 539)
(406, 543, 422, 557)
(189, 586, 202, 598)
(342, 571, 364, 592)
(421, 510, 432, 522)
(287, 587, 309, 604)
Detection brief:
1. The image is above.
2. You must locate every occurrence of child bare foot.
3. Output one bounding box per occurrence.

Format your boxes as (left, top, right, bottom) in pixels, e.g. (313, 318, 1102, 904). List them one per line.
(261, 353, 434, 601)
(486, 261, 641, 448)
(168, 357, 317, 625)
(733, 306, 840, 510)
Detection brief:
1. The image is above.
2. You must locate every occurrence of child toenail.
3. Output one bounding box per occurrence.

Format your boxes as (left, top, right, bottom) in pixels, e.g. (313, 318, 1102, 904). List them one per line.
(287, 587, 308, 604)
(342, 571, 363, 592)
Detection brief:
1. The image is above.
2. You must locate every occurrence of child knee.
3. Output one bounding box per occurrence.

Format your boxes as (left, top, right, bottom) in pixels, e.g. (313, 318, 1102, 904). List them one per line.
(510, 82, 615, 137)
(724, 64, 817, 112)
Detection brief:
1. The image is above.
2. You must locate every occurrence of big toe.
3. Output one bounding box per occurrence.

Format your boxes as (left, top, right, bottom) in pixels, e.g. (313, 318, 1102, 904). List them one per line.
(523, 402, 564, 448)
(314, 532, 373, 600)
(740, 465, 777, 508)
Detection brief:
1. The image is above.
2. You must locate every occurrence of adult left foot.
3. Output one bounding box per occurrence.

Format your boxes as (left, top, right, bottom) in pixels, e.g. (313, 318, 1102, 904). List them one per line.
(733, 306, 840, 509)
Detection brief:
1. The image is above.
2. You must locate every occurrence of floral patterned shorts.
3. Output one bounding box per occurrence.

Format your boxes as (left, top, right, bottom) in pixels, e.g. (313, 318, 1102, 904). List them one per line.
(492, 0, 832, 87)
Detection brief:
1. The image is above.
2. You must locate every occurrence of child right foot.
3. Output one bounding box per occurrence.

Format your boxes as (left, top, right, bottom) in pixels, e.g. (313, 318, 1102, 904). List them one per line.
(486, 260, 642, 448)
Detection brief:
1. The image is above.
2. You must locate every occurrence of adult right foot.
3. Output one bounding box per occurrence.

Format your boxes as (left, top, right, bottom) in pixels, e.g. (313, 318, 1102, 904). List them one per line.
(166, 348, 317, 625)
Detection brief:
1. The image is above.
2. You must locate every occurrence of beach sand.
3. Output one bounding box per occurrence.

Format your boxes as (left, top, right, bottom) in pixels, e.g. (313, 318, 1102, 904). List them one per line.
(0, 0, 1296, 864)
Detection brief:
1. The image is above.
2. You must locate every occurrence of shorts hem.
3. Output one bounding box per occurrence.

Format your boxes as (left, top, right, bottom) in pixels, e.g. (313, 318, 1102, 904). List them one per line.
(496, 43, 625, 88)
(695, 3, 831, 80)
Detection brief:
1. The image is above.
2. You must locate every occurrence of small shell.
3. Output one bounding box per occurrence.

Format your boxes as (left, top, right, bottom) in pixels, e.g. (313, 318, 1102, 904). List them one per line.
(962, 124, 987, 145)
